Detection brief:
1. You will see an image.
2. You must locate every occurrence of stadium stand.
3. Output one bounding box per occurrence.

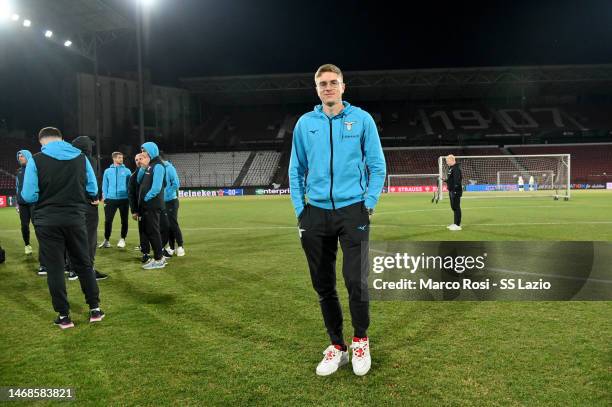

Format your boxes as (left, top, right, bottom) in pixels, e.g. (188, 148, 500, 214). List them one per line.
(385, 146, 504, 175)
(241, 151, 282, 186)
(166, 151, 251, 187)
(508, 143, 612, 184)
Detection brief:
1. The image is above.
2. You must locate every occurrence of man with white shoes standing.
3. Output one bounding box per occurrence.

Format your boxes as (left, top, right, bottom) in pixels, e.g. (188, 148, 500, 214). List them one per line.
(444, 154, 463, 231)
(160, 155, 185, 258)
(100, 152, 131, 249)
(289, 64, 386, 377)
(16, 149, 34, 255)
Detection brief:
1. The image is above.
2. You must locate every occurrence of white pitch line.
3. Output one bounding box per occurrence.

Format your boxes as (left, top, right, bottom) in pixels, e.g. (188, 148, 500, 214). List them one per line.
(376, 205, 570, 216)
(1, 220, 612, 234)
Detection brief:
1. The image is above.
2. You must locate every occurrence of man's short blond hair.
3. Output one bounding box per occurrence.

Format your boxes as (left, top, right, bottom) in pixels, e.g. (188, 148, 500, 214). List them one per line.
(112, 151, 123, 159)
(446, 154, 455, 160)
(315, 64, 343, 81)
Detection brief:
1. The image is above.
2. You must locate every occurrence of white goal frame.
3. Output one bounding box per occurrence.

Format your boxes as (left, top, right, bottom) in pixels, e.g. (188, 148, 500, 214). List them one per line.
(437, 154, 571, 200)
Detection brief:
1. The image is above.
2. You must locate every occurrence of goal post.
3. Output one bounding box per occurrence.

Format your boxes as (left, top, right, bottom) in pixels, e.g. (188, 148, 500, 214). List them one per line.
(438, 154, 571, 200)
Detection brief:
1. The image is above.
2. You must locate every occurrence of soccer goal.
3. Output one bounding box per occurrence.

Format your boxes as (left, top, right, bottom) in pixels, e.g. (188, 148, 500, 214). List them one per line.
(437, 154, 571, 200)
(387, 174, 442, 193)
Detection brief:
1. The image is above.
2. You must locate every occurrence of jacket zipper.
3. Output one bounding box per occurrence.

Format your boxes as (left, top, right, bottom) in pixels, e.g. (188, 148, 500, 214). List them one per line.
(328, 118, 335, 210)
(358, 164, 364, 192)
(115, 166, 118, 198)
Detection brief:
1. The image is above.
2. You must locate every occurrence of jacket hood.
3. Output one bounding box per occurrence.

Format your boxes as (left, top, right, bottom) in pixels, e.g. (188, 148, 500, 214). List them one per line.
(71, 136, 94, 157)
(41, 140, 82, 160)
(17, 149, 33, 165)
(141, 142, 159, 159)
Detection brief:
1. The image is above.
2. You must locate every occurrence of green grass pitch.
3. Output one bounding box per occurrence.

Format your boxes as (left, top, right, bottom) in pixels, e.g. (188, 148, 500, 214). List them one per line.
(1, 190, 611, 406)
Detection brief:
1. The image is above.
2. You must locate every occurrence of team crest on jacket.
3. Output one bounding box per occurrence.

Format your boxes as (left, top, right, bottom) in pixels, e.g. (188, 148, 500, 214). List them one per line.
(344, 121, 355, 131)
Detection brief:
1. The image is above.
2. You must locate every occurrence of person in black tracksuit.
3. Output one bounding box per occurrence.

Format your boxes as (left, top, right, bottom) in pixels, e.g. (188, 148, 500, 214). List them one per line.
(137, 142, 166, 269)
(16, 150, 34, 254)
(20, 127, 104, 329)
(444, 154, 463, 229)
(128, 153, 151, 262)
(71, 136, 107, 280)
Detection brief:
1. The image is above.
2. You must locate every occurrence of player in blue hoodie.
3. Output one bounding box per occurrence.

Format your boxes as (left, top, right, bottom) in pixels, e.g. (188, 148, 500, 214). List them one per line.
(289, 64, 386, 377)
(16, 149, 34, 255)
(100, 152, 132, 249)
(137, 141, 167, 270)
(160, 154, 185, 257)
(21, 127, 104, 329)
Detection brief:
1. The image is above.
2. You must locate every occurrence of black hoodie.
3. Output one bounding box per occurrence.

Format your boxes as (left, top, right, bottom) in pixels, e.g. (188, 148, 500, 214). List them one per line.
(72, 136, 100, 197)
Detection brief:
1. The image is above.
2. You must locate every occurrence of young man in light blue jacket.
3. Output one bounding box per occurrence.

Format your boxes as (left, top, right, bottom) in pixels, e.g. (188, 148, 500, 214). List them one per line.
(289, 64, 386, 377)
(100, 152, 132, 249)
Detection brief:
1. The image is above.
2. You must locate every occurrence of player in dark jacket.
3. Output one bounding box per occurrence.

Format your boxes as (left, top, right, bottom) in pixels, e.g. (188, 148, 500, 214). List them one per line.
(21, 127, 104, 329)
(444, 154, 463, 231)
(137, 142, 166, 270)
(128, 153, 151, 263)
(71, 136, 108, 281)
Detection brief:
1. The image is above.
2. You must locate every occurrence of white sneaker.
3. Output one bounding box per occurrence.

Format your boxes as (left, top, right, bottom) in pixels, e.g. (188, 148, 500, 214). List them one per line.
(351, 338, 371, 376)
(142, 258, 167, 270)
(99, 240, 111, 248)
(448, 224, 462, 231)
(447, 224, 455, 229)
(24, 245, 33, 255)
(164, 247, 175, 256)
(315, 345, 349, 376)
(176, 246, 185, 257)
(117, 239, 126, 248)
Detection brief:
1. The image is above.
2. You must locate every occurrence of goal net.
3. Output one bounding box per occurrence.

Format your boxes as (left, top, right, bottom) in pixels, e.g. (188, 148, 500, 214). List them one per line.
(437, 154, 571, 200)
(387, 174, 445, 194)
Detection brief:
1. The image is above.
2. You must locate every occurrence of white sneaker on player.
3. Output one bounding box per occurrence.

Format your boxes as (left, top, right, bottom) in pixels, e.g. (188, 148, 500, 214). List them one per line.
(24, 245, 33, 255)
(164, 247, 174, 256)
(142, 258, 167, 270)
(315, 345, 349, 376)
(448, 224, 462, 231)
(447, 224, 455, 229)
(176, 246, 185, 257)
(351, 337, 371, 376)
(117, 239, 126, 248)
(99, 240, 111, 248)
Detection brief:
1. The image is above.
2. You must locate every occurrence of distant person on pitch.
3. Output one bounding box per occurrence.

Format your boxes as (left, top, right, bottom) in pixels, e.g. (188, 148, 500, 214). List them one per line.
(100, 152, 131, 249)
(16, 149, 34, 255)
(289, 63, 386, 377)
(444, 154, 463, 231)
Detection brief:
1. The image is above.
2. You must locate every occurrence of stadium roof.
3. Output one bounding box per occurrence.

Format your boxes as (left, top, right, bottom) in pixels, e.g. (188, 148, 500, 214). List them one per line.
(17, 0, 132, 34)
(181, 64, 612, 105)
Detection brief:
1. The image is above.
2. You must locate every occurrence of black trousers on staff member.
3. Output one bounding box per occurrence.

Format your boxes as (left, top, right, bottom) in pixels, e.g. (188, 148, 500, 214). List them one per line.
(103, 199, 129, 240)
(299, 201, 370, 346)
(18, 204, 32, 246)
(164, 199, 184, 248)
(449, 191, 462, 226)
(34, 224, 100, 315)
(138, 218, 150, 255)
(142, 208, 163, 260)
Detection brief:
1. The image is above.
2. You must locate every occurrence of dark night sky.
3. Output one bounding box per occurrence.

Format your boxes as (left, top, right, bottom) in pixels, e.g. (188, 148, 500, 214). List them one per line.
(1, 0, 612, 133)
(140, 0, 612, 83)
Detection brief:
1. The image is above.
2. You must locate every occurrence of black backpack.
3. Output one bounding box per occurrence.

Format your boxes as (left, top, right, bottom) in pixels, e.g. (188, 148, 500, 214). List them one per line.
(0, 245, 5, 264)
